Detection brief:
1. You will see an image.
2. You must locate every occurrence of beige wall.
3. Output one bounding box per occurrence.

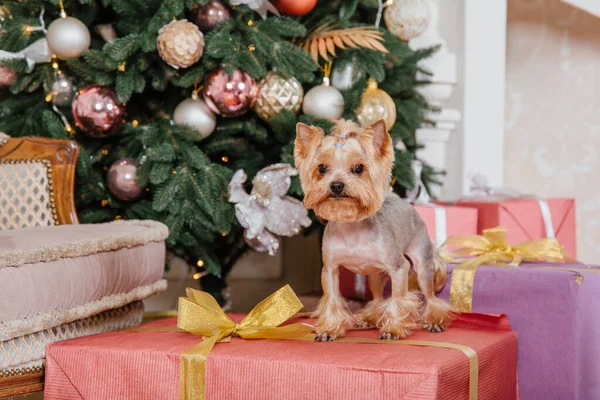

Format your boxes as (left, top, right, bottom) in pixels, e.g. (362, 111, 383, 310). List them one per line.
(505, 0, 600, 262)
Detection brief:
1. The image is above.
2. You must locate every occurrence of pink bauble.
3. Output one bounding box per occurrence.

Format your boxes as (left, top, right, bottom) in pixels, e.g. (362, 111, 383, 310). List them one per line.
(71, 85, 126, 137)
(191, 0, 230, 32)
(107, 158, 143, 201)
(202, 68, 258, 117)
(0, 66, 16, 87)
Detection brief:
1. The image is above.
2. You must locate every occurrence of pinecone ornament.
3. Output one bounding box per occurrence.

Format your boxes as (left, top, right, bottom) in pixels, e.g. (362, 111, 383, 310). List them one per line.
(156, 20, 204, 69)
(253, 71, 304, 122)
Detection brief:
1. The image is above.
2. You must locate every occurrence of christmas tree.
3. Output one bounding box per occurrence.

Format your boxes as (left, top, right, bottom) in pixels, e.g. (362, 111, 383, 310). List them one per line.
(0, 0, 441, 303)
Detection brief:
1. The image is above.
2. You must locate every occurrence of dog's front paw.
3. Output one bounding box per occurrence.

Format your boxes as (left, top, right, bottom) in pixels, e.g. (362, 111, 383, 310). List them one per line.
(423, 322, 445, 333)
(379, 332, 399, 340)
(315, 332, 337, 342)
(354, 320, 374, 329)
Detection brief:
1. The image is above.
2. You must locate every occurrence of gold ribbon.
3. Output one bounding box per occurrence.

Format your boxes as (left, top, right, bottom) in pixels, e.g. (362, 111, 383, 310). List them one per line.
(177, 284, 314, 400)
(441, 227, 565, 312)
(126, 285, 483, 400)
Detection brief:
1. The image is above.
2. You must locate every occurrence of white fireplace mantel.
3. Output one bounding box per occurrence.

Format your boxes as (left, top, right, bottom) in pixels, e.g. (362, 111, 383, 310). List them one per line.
(413, 0, 507, 198)
(460, 0, 507, 195)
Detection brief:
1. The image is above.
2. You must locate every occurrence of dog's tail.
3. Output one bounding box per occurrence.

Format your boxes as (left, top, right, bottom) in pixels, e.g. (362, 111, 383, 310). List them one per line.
(432, 251, 447, 292)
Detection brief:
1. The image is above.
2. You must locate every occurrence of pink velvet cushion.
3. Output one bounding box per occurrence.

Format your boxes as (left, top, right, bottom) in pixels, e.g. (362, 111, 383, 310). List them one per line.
(0, 220, 168, 341)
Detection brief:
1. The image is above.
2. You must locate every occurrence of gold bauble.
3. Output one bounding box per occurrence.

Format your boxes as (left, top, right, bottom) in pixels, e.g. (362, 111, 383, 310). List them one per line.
(356, 79, 396, 130)
(253, 72, 304, 122)
(157, 20, 204, 69)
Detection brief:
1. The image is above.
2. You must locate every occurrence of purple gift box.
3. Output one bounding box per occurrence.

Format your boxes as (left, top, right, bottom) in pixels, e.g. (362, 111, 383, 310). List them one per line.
(438, 263, 600, 400)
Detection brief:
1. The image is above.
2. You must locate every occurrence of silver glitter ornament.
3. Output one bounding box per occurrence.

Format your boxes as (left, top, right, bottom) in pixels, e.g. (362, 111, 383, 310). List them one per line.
(47, 16, 91, 60)
(46, 73, 76, 106)
(228, 163, 311, 256)
(330, 57, 363, 91)
(384, 0, 431, 41)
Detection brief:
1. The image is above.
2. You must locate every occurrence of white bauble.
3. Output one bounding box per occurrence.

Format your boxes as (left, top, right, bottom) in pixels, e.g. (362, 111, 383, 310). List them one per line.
(173, 97, 216, 139)
(384, 0, 431, 41)
(47, 16, 91, 60)
(302, 78, 344, 120)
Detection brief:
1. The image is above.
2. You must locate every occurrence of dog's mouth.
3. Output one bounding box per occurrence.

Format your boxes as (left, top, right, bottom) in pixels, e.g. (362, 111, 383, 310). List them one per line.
(327, 193, 350, 199)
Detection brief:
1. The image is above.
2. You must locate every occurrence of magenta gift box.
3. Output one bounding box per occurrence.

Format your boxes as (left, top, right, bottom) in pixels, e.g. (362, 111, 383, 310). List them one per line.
(438, 263, 600, 400)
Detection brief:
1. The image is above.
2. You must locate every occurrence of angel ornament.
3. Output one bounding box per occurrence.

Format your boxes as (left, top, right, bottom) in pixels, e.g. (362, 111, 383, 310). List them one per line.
(228, 163, 311, 255)
(0, 132, 9, 146)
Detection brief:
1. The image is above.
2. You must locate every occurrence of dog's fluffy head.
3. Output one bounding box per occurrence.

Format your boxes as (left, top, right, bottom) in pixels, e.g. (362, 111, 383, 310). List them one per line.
(294, 119, 394, 223)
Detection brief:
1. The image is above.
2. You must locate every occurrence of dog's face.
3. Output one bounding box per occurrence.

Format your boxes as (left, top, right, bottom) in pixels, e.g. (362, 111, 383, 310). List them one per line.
(294, 119, 394, 223)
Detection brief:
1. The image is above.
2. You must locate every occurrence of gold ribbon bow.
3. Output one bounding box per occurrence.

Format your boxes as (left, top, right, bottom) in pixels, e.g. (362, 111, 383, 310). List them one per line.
(126, 285, 483, 400)
(440, 227, 565, 312)
(177, 284, 314, 400)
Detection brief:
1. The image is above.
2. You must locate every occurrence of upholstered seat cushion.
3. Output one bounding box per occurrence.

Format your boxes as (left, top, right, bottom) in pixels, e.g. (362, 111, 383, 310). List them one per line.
(0, 220, 168, 341)
(1, 301, 145, 371)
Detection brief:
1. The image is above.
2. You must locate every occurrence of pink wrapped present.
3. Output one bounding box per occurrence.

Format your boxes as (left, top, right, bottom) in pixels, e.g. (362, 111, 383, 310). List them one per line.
(339, 203, 478, 300)
(45, 312, 517, 400)
(454, 173, 576, 257)
(455, 198, 576, 258)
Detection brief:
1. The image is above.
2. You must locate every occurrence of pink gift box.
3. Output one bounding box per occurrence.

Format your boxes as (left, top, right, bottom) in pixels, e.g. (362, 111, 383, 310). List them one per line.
(339, 204, 478, 300)
(455, 198, 576, 258)
(44, 313, 518, 400)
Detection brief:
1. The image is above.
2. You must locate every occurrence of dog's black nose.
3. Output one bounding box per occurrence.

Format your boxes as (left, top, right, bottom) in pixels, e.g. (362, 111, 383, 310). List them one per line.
(330, 181, 345, 194)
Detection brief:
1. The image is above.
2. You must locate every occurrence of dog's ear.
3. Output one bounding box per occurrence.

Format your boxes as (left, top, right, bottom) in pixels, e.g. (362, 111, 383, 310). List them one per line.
(370, 119, 392, 157)
(294, 123, 323, 168)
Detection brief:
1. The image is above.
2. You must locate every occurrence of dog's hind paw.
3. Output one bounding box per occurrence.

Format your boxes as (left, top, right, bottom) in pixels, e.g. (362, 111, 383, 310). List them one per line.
(315, 332, 337, 342)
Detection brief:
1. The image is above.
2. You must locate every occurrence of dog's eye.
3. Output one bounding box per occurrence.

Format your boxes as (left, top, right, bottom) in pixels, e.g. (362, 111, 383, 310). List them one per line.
(318, 164, 328, 174)
(353, 164, 364, 174)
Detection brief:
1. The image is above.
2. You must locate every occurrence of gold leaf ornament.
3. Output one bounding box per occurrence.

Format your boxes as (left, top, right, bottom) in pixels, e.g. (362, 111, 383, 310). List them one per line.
(301, 26, 389, 64)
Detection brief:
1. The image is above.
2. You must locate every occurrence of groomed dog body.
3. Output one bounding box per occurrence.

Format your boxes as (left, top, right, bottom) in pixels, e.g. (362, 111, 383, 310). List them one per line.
(294, 119, 452, 341)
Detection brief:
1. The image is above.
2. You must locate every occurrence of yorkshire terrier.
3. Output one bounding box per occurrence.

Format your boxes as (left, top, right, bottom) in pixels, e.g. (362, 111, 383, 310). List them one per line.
(294, 119, 452, 341)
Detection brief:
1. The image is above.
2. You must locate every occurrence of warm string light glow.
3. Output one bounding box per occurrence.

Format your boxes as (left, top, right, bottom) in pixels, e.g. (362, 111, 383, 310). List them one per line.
(192, 271, 209, 280)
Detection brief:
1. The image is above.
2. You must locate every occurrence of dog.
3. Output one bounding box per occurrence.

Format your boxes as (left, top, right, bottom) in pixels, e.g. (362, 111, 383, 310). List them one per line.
(294, 119, 452, 341)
